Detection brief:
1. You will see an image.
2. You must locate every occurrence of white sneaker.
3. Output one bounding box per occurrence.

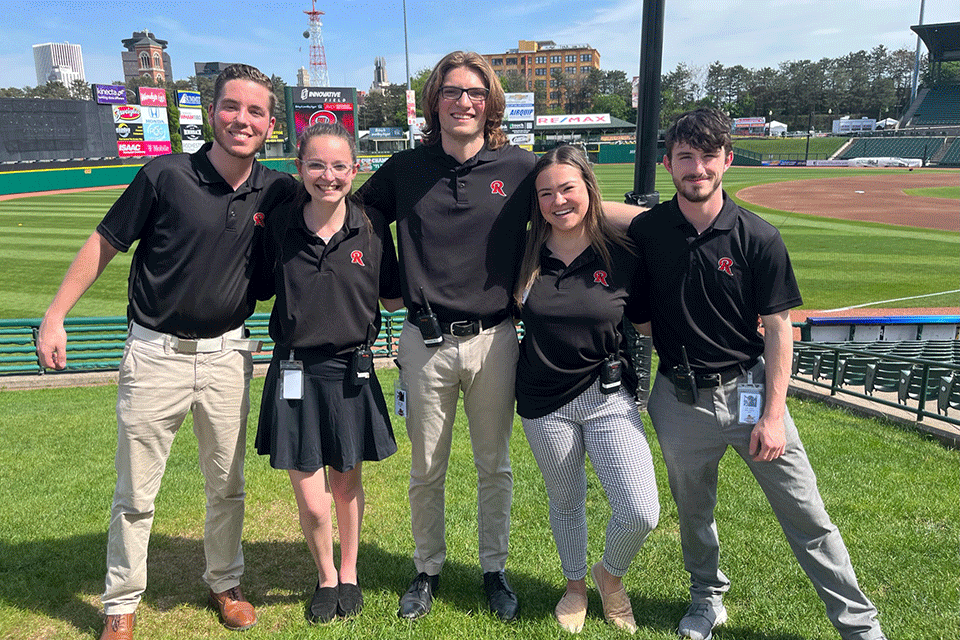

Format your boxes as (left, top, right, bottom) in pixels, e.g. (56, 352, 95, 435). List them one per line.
(678, 602, 728, 640)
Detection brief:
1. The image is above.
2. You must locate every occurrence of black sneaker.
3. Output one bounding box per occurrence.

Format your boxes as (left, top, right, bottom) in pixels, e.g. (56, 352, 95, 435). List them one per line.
(483, 571, 518, 622)
(397, 572, 439, 620)
(337, 582, 363, 618)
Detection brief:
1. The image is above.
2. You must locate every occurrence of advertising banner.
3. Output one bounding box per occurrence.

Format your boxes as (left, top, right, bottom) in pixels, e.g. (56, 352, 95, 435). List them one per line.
(358, 156, 390, 172)
(832, 118, 877, 134)
(369, 127, 404, 139)
(536, 114, 611, 126)
(117, 140, 145, 158)
(115, 122, 144, 142)
(93, 84, 127, 105)
(179, 107, 205, 153)
(733, 117, 766, 127)
(504, 92, 534, 124)
(292, 86, 357, 136)
(177, 91, 202, 110)
(139, 87, 167, 107)
(406, 90, 416, 125)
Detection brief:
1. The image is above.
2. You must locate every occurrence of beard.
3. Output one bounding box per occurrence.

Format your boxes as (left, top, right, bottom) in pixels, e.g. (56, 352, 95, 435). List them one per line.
(673, 173, 721, 204)
(212, 125, 265, 160)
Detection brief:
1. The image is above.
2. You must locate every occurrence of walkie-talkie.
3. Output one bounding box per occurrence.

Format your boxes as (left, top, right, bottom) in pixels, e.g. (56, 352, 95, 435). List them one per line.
(599, 353, 622, 394)
(415, 287, 443, 346)
(672, 345, 699, 404)
(349, 323, 375, 386)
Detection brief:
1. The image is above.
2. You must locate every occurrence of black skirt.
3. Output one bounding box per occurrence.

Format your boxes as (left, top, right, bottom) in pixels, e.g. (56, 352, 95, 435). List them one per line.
(256, 349, 397, 473)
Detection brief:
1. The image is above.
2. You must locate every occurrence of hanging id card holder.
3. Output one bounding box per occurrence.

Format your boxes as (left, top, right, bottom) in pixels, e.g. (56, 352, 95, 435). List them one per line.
(280, 349, 304, 400)
(737, 371, 763, 424)
(393, 359, 407, 417)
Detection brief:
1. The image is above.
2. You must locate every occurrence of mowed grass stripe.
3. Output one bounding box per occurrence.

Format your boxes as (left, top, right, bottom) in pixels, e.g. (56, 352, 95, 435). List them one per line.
(1, 166, 957, 318)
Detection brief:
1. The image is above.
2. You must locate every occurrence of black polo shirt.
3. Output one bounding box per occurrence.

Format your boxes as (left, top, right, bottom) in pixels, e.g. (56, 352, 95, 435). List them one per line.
(355, 142, 536, 322)
(515, 241, 643, 419)
(263, 197, 401, 355)
(97, 142, 295, 339)
(628, 191, 802, 372)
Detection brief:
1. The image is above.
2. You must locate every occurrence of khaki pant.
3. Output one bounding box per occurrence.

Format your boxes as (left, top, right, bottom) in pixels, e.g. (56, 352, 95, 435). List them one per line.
(397, 319, 518, 575)
(103, 335, 252, 614)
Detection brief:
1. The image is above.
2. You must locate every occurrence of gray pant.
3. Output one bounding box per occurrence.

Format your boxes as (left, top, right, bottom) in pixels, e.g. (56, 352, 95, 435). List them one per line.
(647, 359, 883, 640)
(521, 380, 659, 581)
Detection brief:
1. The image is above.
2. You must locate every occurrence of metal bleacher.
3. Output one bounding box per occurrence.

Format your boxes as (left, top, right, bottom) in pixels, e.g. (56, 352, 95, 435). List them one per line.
(838, 136, 943, 161)
(909, 85, 960, 127)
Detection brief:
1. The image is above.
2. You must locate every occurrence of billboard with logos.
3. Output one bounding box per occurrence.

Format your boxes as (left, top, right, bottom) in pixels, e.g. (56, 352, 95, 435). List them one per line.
(93, 84, 127, 105)
(177, 90, 205, 153)
(286, 86, 358, 144)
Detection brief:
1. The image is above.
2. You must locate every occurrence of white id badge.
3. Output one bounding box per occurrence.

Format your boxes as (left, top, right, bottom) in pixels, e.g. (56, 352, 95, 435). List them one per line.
(280, 357, 304, 400)
(737, 371, 763, 424)
(394, 373, 407, 417)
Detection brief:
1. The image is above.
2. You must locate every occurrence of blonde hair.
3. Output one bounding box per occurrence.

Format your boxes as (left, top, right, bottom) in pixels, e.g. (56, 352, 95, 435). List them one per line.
(514, 146, 627, 308)
(420, 51, 507, 150)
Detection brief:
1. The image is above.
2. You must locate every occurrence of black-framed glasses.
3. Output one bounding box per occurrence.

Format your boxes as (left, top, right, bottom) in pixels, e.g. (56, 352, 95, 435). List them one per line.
(439, 86, 489, 102)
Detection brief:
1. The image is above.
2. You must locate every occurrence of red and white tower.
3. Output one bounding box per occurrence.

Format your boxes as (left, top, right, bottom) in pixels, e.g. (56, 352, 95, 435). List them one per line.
(304, 0, 330, 87)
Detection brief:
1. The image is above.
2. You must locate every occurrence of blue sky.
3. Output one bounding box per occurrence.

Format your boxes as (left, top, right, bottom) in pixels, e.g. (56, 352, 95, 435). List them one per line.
(1, 0, 956, 92)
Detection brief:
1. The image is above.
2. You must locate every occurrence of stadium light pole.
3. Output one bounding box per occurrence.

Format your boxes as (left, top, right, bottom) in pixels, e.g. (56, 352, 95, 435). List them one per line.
(403, 0, 414, 150)
(625, 0, 665, 409)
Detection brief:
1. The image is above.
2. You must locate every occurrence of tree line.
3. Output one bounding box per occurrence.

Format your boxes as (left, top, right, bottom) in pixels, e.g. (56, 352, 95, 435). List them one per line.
(3, 45, 955, 136)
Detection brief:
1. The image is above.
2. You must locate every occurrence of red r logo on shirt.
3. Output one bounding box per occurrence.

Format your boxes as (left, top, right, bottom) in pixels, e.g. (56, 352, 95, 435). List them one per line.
(351, 250, 365, 266)
(718, 257, 734, 276)
(490, 180, 506, 197)
(593, 270, 609, 287)
(253, 212, 265, 227)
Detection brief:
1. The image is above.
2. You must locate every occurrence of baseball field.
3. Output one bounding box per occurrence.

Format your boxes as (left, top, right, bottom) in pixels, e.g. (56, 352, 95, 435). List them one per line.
(0, 164, 956, 640)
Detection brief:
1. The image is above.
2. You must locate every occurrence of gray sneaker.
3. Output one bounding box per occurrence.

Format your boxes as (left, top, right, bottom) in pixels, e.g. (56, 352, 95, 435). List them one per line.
(678, 602, 727, 640)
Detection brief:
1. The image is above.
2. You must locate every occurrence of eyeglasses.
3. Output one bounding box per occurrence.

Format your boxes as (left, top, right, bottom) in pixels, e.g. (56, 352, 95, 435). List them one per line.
(300, 161, 353, 177)
(439, 86, 489, 103)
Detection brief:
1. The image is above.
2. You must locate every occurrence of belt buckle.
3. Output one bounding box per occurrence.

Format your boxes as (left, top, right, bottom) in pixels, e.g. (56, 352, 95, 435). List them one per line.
(170, 337, 199, 354)
(699, 373, 720, 387)
(449, 320, 478, 337)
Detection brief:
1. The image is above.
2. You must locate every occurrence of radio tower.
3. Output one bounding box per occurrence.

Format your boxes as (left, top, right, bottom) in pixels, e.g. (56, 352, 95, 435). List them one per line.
(304, 0, 330, 87)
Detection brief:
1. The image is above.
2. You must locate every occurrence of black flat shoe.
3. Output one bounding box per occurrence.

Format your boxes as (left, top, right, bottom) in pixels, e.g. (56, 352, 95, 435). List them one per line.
(307, 582, 339, 624)
(337, 582, 363, 617)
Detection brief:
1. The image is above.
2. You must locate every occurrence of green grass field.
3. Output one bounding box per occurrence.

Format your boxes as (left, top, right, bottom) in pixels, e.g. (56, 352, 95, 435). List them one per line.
(0, 371, 956, 640)
(1, 164, 957, 319)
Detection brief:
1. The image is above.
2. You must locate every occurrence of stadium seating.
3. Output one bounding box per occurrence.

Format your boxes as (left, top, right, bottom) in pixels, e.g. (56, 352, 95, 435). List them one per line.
(938, 137, 960, 167)
(839, 136, 944, 160)
(909, 85, 960, 127)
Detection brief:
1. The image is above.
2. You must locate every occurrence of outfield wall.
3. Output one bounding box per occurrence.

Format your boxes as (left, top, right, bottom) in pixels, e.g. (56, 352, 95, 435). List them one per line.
(0, 159, 297, 197)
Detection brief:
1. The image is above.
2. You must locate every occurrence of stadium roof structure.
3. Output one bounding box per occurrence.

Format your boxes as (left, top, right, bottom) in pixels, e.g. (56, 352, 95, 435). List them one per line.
(911, 22, 960, 63)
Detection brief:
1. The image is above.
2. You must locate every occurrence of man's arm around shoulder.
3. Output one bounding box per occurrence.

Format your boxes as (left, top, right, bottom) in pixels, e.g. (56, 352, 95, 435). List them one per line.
(37, 232, 120, 370)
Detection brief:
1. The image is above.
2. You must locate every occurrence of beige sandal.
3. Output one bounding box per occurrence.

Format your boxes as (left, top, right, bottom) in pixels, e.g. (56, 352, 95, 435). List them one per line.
(591, 562, 637, 634)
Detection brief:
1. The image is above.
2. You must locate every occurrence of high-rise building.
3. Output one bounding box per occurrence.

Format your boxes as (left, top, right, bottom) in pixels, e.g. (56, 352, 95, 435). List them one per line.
(33, 42, 85, 87)
(483, 40, 601, 110)
(121, 30, 173, 84)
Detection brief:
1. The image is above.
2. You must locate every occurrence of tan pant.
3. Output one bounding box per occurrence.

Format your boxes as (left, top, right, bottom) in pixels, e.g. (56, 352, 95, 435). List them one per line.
(103, 335, 252, 614)
(397, 319, 518, 575)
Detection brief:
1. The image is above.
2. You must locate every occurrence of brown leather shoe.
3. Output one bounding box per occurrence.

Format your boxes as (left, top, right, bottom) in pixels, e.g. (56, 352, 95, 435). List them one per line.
(209, 586, 257, 631)
(100, 613, 135, 640)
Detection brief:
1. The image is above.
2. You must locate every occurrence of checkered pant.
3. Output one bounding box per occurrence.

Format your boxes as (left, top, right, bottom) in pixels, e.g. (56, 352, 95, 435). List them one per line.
(521, 379, 659, 580)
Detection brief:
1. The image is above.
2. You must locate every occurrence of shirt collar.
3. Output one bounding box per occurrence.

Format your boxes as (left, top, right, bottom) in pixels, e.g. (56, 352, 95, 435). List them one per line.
(668, 189, 737, 233)
(192, 141, 265, 192)
(425, 140, 501, 168)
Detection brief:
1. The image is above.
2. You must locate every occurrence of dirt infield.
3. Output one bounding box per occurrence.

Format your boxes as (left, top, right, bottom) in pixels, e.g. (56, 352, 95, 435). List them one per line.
(737, 170, 959, 232)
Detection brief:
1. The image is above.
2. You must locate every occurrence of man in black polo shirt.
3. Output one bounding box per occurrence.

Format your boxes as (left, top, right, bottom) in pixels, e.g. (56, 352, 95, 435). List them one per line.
(629, 108, 887, 640)
(37, 64, 294, 640)
(356, 50, 531, 622)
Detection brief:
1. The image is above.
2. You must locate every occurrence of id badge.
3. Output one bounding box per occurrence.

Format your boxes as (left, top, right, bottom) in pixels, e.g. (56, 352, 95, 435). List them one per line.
(737, 371, 763, 425)
(280, 357, 304, 400)
(394, 372, 407, 417)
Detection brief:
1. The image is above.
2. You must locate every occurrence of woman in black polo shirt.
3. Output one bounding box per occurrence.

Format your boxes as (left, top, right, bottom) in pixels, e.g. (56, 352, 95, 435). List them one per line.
(255, 123, 402, 624)
(514, 146, 659, 634)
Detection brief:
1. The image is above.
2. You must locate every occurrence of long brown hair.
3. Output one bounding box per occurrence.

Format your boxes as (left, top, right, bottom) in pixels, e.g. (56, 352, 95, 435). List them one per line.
(420, 51, 507, 150)
(514, 145, 626, 308)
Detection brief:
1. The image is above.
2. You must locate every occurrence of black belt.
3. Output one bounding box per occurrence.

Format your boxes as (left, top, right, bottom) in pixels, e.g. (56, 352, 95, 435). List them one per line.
(658, 358, 759, 389)
(438, 311, 509, 337)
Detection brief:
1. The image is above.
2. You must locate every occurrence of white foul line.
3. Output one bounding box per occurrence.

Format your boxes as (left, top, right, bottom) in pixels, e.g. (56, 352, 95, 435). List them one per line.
(824, 290, 960, 313)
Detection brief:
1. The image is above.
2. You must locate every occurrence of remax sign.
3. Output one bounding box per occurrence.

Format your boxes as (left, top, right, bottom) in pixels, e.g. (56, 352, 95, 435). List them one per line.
(536, 114, 611, 125)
